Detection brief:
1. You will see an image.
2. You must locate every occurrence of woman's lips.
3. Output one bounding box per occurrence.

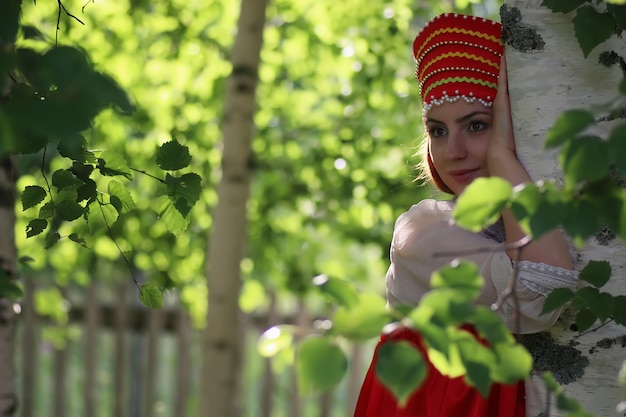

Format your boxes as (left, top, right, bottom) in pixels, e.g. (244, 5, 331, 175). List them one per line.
(449, 169, 479, 184)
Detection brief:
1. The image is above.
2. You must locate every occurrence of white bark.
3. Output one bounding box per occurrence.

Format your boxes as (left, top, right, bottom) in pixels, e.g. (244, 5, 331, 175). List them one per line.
(505, 1, 626, 416)
(198, 1, 269, 416)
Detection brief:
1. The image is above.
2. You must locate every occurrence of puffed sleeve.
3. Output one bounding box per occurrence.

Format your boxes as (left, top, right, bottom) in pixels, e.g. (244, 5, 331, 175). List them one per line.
(385, 199, 578, 334)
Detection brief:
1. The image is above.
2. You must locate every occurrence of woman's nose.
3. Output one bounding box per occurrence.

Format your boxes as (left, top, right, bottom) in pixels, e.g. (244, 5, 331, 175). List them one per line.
(445, 131, 467, 159)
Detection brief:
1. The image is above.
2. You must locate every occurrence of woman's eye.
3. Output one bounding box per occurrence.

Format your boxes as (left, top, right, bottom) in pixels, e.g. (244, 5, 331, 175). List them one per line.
(468, 121, 486, 132)
(428, 127, 446, 137)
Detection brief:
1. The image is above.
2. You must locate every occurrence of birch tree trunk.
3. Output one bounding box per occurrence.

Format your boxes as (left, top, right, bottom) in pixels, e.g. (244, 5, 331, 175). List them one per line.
(504, 1, 626, 416)
(0, 155, 17, 417)
(198, 1, 269, 416)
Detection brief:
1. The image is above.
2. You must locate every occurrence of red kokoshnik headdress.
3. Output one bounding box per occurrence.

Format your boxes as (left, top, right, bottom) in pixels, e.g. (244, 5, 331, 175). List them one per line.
(413, 13, 503, 112)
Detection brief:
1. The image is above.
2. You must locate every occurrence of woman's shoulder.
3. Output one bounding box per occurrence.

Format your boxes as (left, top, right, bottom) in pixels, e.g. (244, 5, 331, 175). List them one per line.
(393, 199, 454, 245)
(398, 198, 454, 224)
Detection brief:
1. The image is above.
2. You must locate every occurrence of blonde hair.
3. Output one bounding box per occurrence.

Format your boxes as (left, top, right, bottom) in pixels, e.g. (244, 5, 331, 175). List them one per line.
(415, 133, 454, 195)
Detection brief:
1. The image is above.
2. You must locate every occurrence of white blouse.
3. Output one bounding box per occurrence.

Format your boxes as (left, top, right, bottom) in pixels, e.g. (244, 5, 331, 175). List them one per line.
(385, 199, 578, 334)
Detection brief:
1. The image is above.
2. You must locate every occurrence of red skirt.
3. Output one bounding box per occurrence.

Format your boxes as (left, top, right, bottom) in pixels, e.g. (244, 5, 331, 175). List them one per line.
(354, 327, 525, 417)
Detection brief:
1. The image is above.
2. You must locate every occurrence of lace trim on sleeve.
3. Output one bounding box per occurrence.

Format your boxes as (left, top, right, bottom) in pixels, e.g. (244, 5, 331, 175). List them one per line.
(514, 260, 578, 297)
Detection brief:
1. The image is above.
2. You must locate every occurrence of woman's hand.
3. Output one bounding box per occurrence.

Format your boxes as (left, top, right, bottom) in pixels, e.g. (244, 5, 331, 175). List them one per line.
(488, 55, 517, 164)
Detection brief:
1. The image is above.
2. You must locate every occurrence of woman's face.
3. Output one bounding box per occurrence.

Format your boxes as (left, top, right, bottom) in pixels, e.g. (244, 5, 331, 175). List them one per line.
(425, 100, 493, 195)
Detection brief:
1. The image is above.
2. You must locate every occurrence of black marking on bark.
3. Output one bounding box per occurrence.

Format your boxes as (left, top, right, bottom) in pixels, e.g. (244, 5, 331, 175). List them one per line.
(500, 5, 545, 52)
(599, 50, 626, 76)
(519, 332, 589, 385)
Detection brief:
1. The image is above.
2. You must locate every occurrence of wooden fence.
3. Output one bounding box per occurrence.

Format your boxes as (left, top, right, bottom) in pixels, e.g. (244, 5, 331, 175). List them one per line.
(15, 280, 370, 417)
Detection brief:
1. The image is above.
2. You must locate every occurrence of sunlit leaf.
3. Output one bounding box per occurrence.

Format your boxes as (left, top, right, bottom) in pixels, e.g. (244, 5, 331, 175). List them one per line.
(109, 179, 136, 214)
(165, 173, 202, 217)
(139, 283, 163, 308)
(453, 177, 512, 231)
(331, 293, 390, 340)
(544, 110, 594, 148)
(297, 336, 347, 391)
(154, 194, 189, 236)
(258, 325, 295, 357)
(430, 261, 483, 298)
(492, 342, 532, 383)
(87, 201, 119, 234)
(97, 150, 132, 179)
(312, 274, 359, 308)
(375, 340, 426, 405)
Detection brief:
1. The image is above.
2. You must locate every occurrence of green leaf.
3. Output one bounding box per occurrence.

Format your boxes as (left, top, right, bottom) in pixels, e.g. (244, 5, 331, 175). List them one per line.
(108, 180, 136, 214)
(579, 260, 611, 288)
(297, 336, 347, 391)
(560, 136, 611, 185)
(607, 3, 626, 30)
(331, 293, 390, 341)
(556, 392, 582, 412)
(545, 110, 594, 148)
(257, 325, 295, 357)
(587, 292, 614, 322)
(68, 233, 86, 245)
(57, 200, 84, 221)
(157, 139, 192, 170)
(38, 201, 55, 219)
(492, 342, 532, 383)
(608, 123, 626, 179)
(612, 295, 626, 325)
(139, 283, 163, 308)
(375, 340, 426, 405)
(87, 202, 119, 234)
(430, 261, 484, 299)
(541, 0, 587, 13)
(21, 25, 46, 41)
(510, 182, 563, 239)
(456, 332, 496, 396)
(26, 218, 47, 238)
(541, 287, 575, 315)
(154, 194, 189, 236)
(575, 308, 597, 332)
(21, 185, 47, 210)
(562, 199, 602, 244)
(97, 150, 132, 179)
(470, 307, 513, 345)
(52, 169, 76, 189)
(312, 274, 359, 308)
(453, 177, 512, 231)
(44, 231, 60, 249)
(165, 173, 202, 217)
(0, 280, 23, 300)
(572, 5, 616, 58)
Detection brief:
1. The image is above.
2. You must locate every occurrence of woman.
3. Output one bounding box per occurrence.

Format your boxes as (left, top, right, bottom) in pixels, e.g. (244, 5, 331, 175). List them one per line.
(353, 13, 578, 417)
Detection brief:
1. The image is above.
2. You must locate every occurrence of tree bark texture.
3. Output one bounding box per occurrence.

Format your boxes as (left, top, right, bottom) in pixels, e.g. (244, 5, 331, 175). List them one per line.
(198, 0, 269, 416)
(504, 1, 626, 416)
(0, 155, 17, 417)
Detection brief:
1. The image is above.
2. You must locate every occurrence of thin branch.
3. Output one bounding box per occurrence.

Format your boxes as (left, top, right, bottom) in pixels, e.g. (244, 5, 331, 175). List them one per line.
(56, 0, 85, 45)
(572, 318, 614, 340)
(41, 146, 52, 196)
(129, 167, 167, 184)
(97, 197, 140, 291)
(82, 0, 95, 14)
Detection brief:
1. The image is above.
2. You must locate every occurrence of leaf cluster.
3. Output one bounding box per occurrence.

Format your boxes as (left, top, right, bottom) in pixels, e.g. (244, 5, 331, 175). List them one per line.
(542, 0, 626, 57)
